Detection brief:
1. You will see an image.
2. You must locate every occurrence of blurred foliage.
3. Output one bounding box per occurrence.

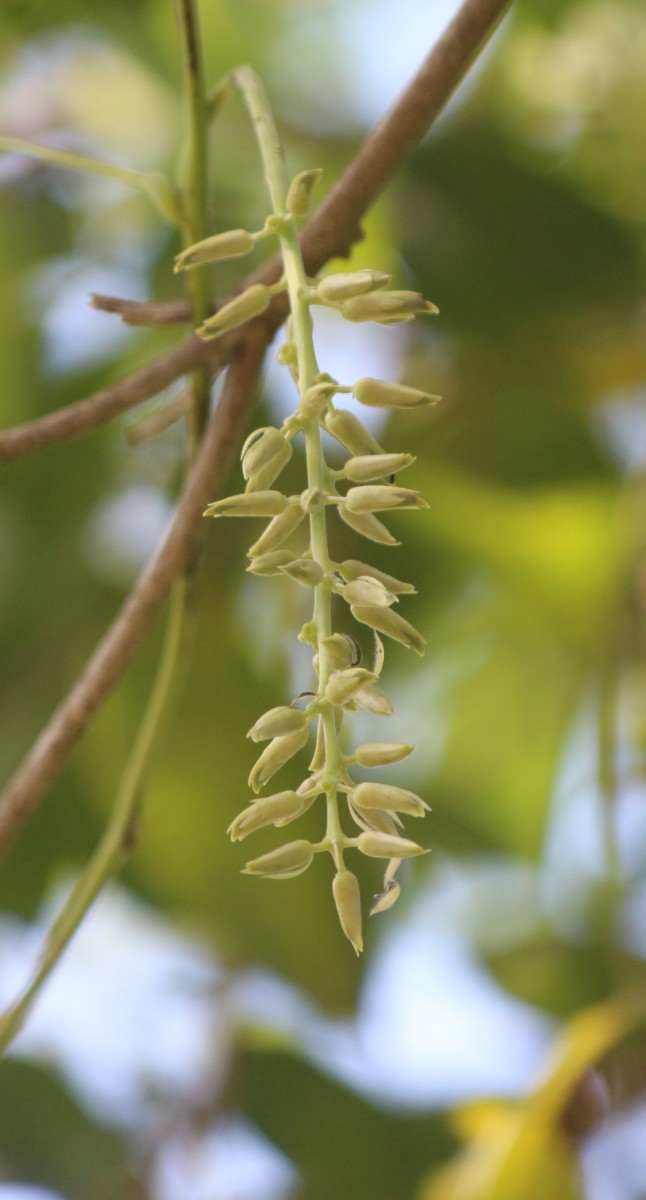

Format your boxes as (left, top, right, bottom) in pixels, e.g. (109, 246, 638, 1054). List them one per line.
(1, 0, 646, 1196)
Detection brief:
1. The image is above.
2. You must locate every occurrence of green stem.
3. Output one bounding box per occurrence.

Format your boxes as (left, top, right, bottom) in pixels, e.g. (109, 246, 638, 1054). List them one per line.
(174, 0, 212, 447)
(232, 66, 346, 866)
(0, 135, 180, 223)
(0, 579, 191, 1053)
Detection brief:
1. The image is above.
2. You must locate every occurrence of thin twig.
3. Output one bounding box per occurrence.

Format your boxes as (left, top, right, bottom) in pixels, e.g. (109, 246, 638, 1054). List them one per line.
(125, 391, 190, 444)
(0, 330, 267, 860)
(90, 293, 194, 327)
(0, 0, 513, 855)
(0, 334, 218, 463)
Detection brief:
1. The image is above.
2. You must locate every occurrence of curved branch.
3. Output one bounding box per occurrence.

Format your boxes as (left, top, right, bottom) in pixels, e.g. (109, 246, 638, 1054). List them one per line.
(0, 330, 267, 859)
(0, 334, 217, 463)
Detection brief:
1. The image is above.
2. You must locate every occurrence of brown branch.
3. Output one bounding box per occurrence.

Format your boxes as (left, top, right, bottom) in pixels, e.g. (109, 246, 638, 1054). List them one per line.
(90, 293, 193, 327)
(0, 328, 267, 859)
(0, 0, 513, 854)
(0, 334, 219, 463)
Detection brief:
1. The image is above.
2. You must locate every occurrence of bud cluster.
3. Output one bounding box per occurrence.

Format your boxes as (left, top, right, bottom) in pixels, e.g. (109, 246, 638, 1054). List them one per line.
(189, 131, 439, 952)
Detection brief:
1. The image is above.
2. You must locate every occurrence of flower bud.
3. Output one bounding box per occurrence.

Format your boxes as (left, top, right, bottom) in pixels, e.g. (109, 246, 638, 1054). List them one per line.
(337, 577, 396, 607)
(345, 485, 428, 513)
(280, 559, 323, 587)
(248, 727, 309, 792)
(351, 377, 441, 409)
(242, 427, 291, 479)
(247, 505, 307, 556)
(353, 782, 428, 818)
(354, 742, 415, 767)
(370, 880, 401, 915)
(350, 801, 402, 837)
(338, 505, 400, 546)
(323, 410, 383, 457)
(354, 684, 394, 717)
(243, 839, 314, 879)
(332, 870, 363, 954)
(299, 382, 337, 418)
(317, 270, 391, 304)
(319, 633, 361, 671)
(246, 448, 292, 493)
(204, 490, 287, 518)
(247, 706, 308, 742)
(198, 284, 272, 339)
(175, 228, 255, 272)
(325, 668, 376, 706)
(286, 168, 323, 218)
(341, 291, 439, 323)
(351, 605, 426, 656)
(228, 791, 306, 840)
(357, 832, 427, 859)
(343, 453, 415, 482)
(340, 560, 416, 595)
(300, 487, 327, 513)
(245, 549, 294, 576)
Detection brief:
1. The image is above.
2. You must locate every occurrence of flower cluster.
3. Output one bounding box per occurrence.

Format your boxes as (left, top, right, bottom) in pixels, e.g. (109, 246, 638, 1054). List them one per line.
(179, 135, 440, 952)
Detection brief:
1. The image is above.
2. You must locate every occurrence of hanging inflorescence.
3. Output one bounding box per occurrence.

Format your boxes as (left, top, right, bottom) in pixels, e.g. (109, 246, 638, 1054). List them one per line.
(177, 70, 441, 953)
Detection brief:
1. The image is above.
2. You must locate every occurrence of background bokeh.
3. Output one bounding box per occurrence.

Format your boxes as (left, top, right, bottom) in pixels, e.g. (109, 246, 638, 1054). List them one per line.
(1, 0, 646, 1197)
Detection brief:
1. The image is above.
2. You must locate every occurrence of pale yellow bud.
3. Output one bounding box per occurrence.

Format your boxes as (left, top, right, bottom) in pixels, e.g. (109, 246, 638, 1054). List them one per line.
(245, 448, 292, 493)
(351, 604, 426, 656)
(357, 832, 427, 859)
(323, 409, 383, 457)
(299, 382, 337, 418)
(286, 168, 323, 218)
(343, 453, 415, 482)
(300, 487, 327, 514)
(280, 559, 323, 587)
(242, 427, 291, 479)
(340, 560, 416, 595)
(204, 491, 287, 518)
(248, 727, 309, 793)
(319, 633, 357, 671)
(317, 270, 391, 304)
(354, 742, 415, 767)
(351, 377, 441, 409)
(338, 505, 400, 546)
(174, 228, 255, 271)
(349, 801, 402, 837)
(247, 505, 307, 556)
(345, 485, 428, 513)
(370, 880, 401, 915)
(353, 782, 428, 818)
(332, 870, 363, 955)
(243, 839, 315, 879)
(245, 549, 294, 576)
(198, 284, 272, 340)
(354, 684, 394, 717)
(325, 667, 376, 706)
(247, 706, 308, 742)
(228, 791, 306, 841)
(341, 291, 439, 323)
(337, 576, 396, 607)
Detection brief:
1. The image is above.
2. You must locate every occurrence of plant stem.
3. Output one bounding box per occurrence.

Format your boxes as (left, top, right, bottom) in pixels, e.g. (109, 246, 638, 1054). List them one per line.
(232, 66, 346, 866)
(0, 578, 191, 1053)
(0, 135, 180, 223)
(174, 0, 212, 447)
